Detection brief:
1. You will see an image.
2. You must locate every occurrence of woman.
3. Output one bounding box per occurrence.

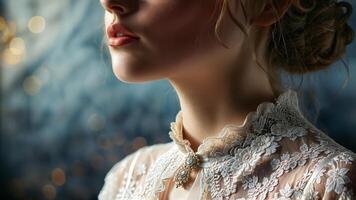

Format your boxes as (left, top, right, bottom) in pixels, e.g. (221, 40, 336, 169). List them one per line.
(98, 0, 356, 199)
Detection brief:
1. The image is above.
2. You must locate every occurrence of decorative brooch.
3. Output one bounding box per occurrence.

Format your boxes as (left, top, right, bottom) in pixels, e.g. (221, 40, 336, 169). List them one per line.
(173, 152, 201, 188)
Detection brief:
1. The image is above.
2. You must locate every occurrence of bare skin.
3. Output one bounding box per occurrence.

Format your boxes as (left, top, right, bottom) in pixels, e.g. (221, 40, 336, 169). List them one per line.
(100, 0, 290, 153)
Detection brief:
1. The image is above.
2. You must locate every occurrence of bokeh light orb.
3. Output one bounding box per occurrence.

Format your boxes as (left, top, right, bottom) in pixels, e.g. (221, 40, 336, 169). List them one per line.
(28, 16, 46, 33)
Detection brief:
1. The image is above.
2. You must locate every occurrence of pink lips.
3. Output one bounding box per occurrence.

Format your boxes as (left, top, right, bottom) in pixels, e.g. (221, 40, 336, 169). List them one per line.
(108, 36, 139, 47)
(107, 23, 139, 47)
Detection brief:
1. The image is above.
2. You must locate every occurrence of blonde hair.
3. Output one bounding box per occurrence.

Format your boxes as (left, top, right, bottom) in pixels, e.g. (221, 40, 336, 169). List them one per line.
(213, 0, 355, 95)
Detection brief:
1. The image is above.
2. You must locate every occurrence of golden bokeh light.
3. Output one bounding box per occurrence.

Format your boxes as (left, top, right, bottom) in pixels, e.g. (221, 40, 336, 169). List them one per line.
(23, 75, 43, 96)
(28, 16, 46, 34)
(2, 48, 24, 65)
(51, 168, 66, 186)
(2, 37, 26, 66)
(1, 20, 16, 44)
(9, 37, 26, 55)
(42, 184, 56, 200)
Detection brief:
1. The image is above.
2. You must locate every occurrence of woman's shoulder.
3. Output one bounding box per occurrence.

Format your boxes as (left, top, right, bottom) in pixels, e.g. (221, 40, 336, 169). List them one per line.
(301, 142, 356, 199)
(98, 142, 174, 200)
(262, 111, 356, 199)
(290, 124, 356, 199)
(103, 141, 174, 179)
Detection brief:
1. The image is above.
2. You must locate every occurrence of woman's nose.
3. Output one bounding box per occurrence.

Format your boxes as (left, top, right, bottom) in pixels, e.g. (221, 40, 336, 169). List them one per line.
(100, 0, 128, 15)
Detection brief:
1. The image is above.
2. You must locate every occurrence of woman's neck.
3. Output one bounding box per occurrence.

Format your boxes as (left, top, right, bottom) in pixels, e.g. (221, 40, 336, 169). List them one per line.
(168, 31, 277, 152)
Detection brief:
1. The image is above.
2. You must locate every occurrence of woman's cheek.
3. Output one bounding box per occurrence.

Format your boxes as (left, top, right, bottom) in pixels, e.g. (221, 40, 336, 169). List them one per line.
(138, 2, 216, 55)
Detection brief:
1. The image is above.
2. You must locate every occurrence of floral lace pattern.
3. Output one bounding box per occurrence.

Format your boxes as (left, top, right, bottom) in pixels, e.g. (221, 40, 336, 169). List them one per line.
(98, 89, 356, 200)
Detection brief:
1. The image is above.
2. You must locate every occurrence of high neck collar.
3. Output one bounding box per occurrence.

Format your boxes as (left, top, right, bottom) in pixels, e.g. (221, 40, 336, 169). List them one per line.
(168, 89, 303, 159)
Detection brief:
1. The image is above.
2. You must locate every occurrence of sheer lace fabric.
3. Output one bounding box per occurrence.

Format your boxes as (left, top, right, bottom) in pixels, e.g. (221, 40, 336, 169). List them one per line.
(98, 89, 356, 200)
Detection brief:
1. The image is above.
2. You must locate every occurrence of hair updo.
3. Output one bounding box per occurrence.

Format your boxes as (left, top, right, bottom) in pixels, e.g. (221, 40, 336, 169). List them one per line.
(269, 0, 354, 74)
(215, 0, 355, 76)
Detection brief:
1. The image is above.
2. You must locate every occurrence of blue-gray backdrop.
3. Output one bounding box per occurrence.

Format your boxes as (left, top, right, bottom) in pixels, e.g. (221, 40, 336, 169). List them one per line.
(1, 1, 355, 199)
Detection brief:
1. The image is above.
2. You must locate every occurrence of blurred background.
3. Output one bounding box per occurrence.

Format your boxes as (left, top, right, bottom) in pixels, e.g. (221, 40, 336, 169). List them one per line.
(0, 0, 355, 199)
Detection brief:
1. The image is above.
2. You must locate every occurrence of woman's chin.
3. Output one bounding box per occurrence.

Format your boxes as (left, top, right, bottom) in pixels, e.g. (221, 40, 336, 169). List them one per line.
(112, 66, 140, 83)
(112, 64, 154, 83)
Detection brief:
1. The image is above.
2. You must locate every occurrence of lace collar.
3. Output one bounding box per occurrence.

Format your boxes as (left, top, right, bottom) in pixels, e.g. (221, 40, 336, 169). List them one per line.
(168, 89, 303, 159)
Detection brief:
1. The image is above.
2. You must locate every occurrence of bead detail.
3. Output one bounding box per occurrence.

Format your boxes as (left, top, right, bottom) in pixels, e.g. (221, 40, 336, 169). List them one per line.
(174, 153, 200, 188)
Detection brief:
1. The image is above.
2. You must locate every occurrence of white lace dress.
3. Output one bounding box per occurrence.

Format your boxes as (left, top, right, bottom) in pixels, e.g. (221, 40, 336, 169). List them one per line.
(98, 89, 356, 200)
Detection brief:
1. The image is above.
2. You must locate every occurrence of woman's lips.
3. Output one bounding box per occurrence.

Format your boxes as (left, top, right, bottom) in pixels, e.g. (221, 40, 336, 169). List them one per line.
(108, 36, 139, 47)
(107, 23, 140, 47)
